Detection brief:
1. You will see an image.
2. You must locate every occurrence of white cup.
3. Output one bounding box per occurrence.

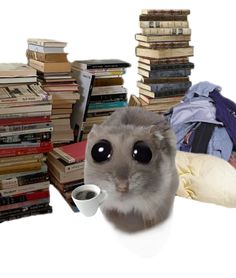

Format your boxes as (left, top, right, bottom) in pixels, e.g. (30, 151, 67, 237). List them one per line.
(71, 184, 107, 217)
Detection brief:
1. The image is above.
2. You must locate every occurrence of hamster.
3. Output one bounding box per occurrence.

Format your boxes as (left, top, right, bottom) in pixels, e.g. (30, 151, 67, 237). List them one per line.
(84, 107, 179, 232)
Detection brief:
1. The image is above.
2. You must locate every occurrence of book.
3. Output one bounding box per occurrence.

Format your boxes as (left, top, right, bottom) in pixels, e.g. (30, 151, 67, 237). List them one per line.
(88, 100, 127, 110)
(138, 41, 189, 49)
(53, 140, 87, 164)
(139, 15, 188, 21)
(47, 160, 84, 183)
(138, 68, 191, 78)
(0, 63, 36, 77)
(0, 166, 49, 190)
(138, 61, 194, 71)
(48, 152, 84, 173)
(140, 21, 189, 28)
(141, 27, 191, 36)
(139, 57, 189, 65)
(0, 104, 52, 115)
(72, 59, 131, 70)
(28, 44, 65, 53)
(141, 9, 190, 15)
(0, 143, 52, 158)
(94, 77, 124, 87)
(137, 80, 191, 93)
(27, 38, 67, 47)
(138, 87, 189, 98)
(0, 181, 49, 197)
(28, 59, 71, 73)
(0, 197, 50, 212)
(136, 46, 194, 59)
(71, 70, 95, 140)
(128, 95, 141, 107)
(26, 50, 68, 63)
(0, 76, 37, 84)
(0, 84, 50, 103)
(139, 93, 183, 105)
(0, 116, 51, 127)
(135, 34, 191, 42)
(0, 204, 52, 223)
(91, 86, 126, 96)
(0, 189, 49, 206)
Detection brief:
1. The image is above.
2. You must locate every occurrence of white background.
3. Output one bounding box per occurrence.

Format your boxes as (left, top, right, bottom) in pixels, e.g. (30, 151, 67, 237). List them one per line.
(1, 0, 236, 277)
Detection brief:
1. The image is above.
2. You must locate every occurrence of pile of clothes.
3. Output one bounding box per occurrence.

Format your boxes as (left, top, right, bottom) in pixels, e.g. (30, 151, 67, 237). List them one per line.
(165, 81, 236, 207)
(165, 81, 236, 168)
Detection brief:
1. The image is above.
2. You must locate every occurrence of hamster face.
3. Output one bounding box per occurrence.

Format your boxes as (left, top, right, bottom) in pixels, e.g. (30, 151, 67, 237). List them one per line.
(84, 121, 178, 221)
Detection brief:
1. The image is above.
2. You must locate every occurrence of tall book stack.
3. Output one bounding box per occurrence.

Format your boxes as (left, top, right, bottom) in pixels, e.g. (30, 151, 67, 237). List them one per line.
(71, 59, 130, 141)
(135, 9, 194, 113)
(26, 39, 80, 145)
(0, 63, 53, 223)
(47, 140, 86, 212)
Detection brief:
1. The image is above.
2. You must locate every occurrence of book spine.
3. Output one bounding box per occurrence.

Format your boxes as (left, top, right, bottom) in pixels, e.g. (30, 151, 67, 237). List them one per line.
(0, 111, 51, 119)
(79, 74, 95, 141)
(0, 181, 50, 197)
(0, 161, 42, 175)
(0, 144, 53, 158)
(53, 148, 75, 164)
(0, 127, 53, 137)
(142, 28, 191, 35)
(141, 9, 190, 15)
(140, 21, 189, 28)
(0, 171, 49, 189)
(64, 162, 85, 173)
(0, 116, 51, 126)
(140, 68, 191, 78)
(88, 101, 127, 110)
(150, 81, 192, 93)
(0, 198, 50, 212)
(0, 190, 49, 206)
(139, 15, 188, 21)
(0, 204, 52, 222)
(0, 203, 49, 217)
(0, 122, 52, 133)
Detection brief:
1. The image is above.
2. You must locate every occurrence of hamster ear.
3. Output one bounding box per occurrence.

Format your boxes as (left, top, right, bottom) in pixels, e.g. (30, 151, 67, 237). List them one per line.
(149, 122, 177, 153)
(87, 124, 98, 140)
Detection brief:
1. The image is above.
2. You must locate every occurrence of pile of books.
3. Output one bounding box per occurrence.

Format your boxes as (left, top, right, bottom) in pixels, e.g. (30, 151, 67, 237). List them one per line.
(134, 9, 194, 113)
(71, 59, 130, 141)
(0, 63, 53, 223)
(26, 38, 80, 145)
(47, 140, 86, 212)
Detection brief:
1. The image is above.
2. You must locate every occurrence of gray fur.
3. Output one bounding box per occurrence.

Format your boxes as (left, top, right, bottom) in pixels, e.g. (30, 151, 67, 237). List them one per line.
(84, 107, 179, 232)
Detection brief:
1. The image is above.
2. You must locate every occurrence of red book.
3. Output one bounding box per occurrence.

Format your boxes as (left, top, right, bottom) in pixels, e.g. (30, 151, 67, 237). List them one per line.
(53, 140, 87, 164)
(0, 116, 51, 126)
(0, 143, 53, 158)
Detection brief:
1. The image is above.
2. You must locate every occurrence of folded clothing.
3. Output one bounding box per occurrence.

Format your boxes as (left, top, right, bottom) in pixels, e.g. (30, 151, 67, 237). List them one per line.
(176, 151, 236, 207)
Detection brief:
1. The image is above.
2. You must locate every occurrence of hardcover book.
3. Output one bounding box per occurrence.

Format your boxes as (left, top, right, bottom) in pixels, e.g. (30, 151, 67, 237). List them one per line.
(0, 63, 36, 77)
(72, 59, 131, 70)
(53, 140, 87, 164)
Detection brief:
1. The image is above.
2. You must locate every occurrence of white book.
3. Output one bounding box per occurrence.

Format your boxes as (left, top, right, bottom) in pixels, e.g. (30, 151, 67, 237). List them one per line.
(28, 44, 64, 54)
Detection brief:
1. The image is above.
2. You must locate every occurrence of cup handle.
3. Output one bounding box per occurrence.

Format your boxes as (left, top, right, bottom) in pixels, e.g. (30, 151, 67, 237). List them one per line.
(98, 190, 108, 205)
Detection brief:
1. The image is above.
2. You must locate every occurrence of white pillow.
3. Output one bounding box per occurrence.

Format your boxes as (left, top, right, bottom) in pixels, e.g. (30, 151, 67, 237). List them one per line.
(176, 151, 236, 207)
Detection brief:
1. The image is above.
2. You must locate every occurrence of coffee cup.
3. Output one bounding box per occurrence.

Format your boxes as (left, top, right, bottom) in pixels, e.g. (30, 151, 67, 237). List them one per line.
(71, 184, 107, 217)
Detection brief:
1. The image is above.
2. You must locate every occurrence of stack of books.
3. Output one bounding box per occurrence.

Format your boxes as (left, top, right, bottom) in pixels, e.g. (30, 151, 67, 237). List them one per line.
(0, 63, 53, 223)
(71, 59, 130, 141)
(47, 140, 86, 212)
(135, 9, 194, 113)
(26, 38, 80, 145)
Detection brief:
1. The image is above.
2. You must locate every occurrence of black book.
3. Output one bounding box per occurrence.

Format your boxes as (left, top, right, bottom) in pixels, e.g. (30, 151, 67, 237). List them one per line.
(72, 59, 131, 70)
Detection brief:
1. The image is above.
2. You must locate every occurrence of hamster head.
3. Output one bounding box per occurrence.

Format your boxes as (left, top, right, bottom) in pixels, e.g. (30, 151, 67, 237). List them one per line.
(84, 108, 178, 226)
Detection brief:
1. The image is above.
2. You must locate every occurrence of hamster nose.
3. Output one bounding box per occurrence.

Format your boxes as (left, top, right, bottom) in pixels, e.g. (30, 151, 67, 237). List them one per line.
(114, 178, 129, 193)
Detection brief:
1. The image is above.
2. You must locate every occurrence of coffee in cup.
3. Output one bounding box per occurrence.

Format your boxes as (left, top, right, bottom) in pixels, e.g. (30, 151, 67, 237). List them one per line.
(71, 184, 107, 217)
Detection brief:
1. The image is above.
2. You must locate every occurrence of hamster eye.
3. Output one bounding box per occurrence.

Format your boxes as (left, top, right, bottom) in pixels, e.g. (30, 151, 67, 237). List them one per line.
(132, 141, 152, 164)
(91, 140, 112, 163)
